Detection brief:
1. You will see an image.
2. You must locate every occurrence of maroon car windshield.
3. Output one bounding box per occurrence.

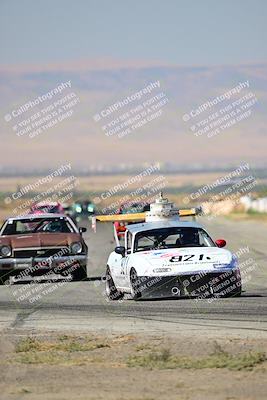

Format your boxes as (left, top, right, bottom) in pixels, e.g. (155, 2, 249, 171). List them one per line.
(2, 217, 73, 235)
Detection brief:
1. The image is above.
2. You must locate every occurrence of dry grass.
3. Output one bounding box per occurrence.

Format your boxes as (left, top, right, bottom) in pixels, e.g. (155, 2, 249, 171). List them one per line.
(127, 343, 266, 371)
(13, 336, 267, 370)
(14, 335, 110, 365)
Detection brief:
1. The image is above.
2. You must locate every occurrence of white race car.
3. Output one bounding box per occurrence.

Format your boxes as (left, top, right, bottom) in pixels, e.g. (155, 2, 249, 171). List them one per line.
(94, 194, 242, 300)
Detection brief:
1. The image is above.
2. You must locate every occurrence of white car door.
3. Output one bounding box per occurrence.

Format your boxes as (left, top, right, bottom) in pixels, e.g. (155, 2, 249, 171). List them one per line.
(109, 250, 124, 288)
(117, 230, 133, 289)
(108, 231, 131, 289)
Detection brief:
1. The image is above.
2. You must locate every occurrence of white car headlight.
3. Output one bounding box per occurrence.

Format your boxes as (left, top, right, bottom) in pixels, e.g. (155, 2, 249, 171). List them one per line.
(213, 256, 238, 269)
(70, 242, 83, 254)
(0, 245, 12, 257)
(75, 205, 82, 213)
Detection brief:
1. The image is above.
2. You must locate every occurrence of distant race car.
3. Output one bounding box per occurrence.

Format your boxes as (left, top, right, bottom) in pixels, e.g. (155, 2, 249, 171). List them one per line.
(93, 194, 242, 301)
(114, 202, 150, 240)
(71, 200, 96, 222)
(29, 201, 64, 215)
(0, 214, 88, 283)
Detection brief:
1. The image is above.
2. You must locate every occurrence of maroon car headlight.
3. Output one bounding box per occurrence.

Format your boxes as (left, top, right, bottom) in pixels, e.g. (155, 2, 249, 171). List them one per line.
(70, 242, 83, 254)
(0, 245, 12, 257)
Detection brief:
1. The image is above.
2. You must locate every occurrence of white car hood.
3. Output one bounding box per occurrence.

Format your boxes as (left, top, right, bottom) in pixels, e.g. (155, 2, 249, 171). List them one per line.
(131, 247, 235, 276)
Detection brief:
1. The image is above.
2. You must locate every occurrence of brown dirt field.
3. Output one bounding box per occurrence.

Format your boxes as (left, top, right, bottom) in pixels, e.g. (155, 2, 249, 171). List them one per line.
(0, 330, 266, 400)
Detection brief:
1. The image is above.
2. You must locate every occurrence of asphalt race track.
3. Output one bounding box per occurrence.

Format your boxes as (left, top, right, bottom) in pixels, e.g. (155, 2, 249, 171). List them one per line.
(0, 217, 266, 338)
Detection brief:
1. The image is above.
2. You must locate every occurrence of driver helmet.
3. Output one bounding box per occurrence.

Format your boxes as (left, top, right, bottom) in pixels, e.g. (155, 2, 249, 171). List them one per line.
(180, 230, 199, 246)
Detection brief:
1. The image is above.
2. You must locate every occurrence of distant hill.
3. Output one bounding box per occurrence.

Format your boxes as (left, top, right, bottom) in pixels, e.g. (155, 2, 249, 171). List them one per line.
(0, 61, 266, 170)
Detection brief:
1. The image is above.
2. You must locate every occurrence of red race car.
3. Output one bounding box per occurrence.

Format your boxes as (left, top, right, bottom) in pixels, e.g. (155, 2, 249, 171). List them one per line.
(29, 201, 65, 215)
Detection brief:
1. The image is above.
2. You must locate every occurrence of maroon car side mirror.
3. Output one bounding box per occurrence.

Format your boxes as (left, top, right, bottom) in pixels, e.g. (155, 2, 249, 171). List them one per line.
(215, 239, 226, 248)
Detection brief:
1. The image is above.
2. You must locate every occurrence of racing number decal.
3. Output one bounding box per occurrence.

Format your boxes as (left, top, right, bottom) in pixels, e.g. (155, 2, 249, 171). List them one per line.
(169, 254, 211, 262)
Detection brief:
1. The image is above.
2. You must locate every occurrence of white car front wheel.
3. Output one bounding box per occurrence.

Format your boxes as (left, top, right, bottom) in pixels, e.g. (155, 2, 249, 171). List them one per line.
(105, 266, 124, 301)
(130, 268, 142, 300)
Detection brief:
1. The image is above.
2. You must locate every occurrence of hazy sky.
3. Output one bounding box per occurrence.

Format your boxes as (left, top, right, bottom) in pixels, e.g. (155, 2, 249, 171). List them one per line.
(0, 0, 266, 66)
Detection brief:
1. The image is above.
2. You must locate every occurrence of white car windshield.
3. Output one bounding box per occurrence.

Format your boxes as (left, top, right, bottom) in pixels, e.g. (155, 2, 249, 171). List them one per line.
(134, 227, 214, 252)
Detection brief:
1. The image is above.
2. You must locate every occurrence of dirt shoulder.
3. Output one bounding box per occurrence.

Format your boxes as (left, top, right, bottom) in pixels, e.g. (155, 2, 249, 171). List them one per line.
(0, 329, 266, 400)
(226, 212, 267, 223)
